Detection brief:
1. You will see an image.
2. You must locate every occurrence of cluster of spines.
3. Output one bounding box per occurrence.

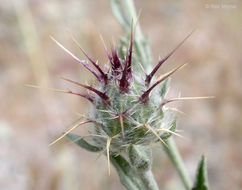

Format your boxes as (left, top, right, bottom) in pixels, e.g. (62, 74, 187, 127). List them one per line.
(44, 29, 216, 152)
(50, 29, 193, 107)
(41, 28, 215, 180)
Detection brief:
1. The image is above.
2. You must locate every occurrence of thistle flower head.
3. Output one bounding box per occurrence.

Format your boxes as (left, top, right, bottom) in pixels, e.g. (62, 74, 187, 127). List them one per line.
(50, 28, 199, 155)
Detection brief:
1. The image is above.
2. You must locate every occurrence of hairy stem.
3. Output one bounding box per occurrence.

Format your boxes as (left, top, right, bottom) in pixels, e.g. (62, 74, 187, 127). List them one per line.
(110, 155, 146, 190)
(129, 145, 159, 190)
(163, 137, 192, 190)
(111, 147, 160, 190)
(137, 170, 160, 190)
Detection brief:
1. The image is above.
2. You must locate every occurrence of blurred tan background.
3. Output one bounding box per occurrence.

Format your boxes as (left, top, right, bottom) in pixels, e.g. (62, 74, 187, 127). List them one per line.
(0, 0, 241, 189)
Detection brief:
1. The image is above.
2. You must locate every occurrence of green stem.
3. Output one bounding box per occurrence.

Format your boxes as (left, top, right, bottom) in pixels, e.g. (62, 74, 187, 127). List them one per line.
(137, 170, 160, 190)
(110, 155, 147, 190)
(111, 150, 159, 190)
(128, 145, 159, 190)
(163, 137, 192, 190)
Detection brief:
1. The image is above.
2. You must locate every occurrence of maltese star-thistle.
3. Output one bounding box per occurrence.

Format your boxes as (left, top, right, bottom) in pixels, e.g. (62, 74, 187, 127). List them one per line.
(43, 1, 212, 190)
(49, 26, 187, 154)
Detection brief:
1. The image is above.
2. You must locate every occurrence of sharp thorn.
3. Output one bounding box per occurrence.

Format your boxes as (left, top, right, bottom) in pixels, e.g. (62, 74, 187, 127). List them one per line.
(144, 124, 168, 148)
(48, 120, 91, 147)
(50, 36, 101, 81)
(145, 30, 195, 86)
(106, 137, 112, 176)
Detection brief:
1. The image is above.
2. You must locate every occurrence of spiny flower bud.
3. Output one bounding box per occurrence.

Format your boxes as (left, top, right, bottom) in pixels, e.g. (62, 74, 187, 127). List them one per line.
(50, 27, 196, 161)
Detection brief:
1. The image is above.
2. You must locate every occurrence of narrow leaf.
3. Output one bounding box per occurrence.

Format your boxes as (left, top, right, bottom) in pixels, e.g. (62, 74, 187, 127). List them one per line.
(66, 133, 103, 152)
(192, 155, 209, 190)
